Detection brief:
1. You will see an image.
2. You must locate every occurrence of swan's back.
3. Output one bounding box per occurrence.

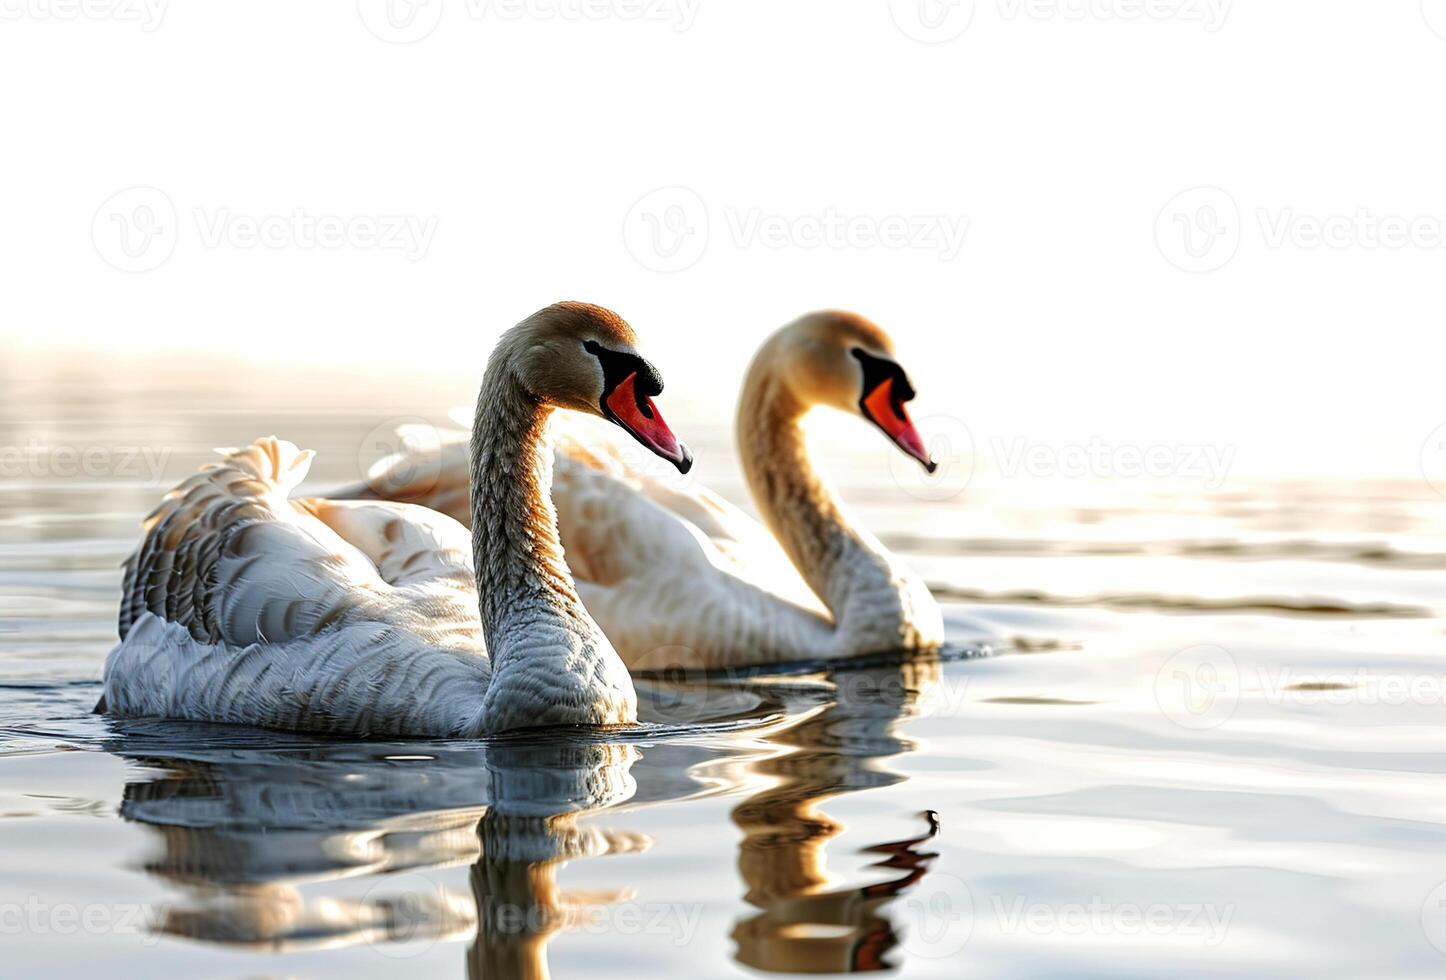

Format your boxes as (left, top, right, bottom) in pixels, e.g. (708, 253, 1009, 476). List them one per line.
(346, 414, 818, 607)
(336, 416, 838, 666)
(550, 416, 815, 604)
(104, 438, 493, 736)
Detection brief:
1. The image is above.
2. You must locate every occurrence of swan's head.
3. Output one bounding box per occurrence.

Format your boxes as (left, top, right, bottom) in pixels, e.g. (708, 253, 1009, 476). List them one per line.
(511, 302, 693, 473)
(772, 311, 936, 473)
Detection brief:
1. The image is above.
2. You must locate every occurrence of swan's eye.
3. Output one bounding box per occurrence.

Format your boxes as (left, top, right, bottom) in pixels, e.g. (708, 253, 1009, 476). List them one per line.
(850, 347, 915, 410)
(584, 340, 665, 409)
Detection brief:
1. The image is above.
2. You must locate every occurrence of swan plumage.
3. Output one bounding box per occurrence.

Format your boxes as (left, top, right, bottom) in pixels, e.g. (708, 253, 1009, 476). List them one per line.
(347, 311, 944, 670)
(100, 302, 691, 735)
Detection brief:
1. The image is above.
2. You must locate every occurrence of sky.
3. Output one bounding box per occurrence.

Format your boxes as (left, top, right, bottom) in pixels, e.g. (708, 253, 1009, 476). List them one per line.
(2, 1, 1445, 479)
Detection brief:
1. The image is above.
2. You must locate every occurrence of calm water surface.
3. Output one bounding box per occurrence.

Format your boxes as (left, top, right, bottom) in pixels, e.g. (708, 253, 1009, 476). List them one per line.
(3, 357, 1446, 978)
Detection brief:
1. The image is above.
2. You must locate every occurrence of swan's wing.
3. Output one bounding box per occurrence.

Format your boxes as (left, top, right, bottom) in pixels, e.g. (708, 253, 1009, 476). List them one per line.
(330, 412, 818, 609)
(338, 412, 760, 545)
(548, 417, 839, 667)
(323, 412, 836, 665)
(553, 455, 836, 667)
(106, 438, 490, 736)
(120, 437, 482, 650)
(121, 438, 374, 646)
(551, 414, 744, 540)
(105, 611, 488, 736)
(298, 497, 474, 592)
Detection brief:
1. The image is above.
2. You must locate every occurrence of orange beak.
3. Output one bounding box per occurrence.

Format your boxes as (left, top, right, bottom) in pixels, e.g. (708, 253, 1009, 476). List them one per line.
(604, 372, 693, 473)
(862, 377, 936, 473)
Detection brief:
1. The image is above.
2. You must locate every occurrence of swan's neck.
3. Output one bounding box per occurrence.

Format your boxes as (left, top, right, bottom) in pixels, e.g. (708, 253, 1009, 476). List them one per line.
(466, 349, 636, 732)
(469, 367, 590, 648)
(737, 364, 939, 656)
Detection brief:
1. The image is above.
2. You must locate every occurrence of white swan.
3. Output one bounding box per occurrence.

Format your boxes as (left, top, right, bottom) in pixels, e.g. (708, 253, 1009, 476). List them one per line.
(347, 311, 944, 670)
(99, 302, 693, 736)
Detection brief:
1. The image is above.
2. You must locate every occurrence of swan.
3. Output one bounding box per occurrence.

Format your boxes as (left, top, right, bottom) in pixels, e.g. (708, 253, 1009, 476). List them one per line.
(98, 301, 693, 736)
(345, 311, 944, 669)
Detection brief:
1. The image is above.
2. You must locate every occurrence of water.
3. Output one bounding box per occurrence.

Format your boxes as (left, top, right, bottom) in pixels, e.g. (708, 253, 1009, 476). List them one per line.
(3, 355, 1446, 978)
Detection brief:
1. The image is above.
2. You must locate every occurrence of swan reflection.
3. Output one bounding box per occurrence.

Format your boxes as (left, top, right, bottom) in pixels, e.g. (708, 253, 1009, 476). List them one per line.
(729, 659, 945, 972)
(113, 729, 669, 976)
(104, 654, 951, 975)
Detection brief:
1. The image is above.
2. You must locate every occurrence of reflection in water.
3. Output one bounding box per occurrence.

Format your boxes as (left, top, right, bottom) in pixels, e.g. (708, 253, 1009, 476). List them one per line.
(101, 658, 947, 976)
(114, 730, 666, 977)
(730, 660, 944, 973)
(467, 741, 651, 980)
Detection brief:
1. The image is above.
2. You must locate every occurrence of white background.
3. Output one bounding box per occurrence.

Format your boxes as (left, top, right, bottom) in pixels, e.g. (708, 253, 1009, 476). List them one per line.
(3, 0, 1445, 477)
